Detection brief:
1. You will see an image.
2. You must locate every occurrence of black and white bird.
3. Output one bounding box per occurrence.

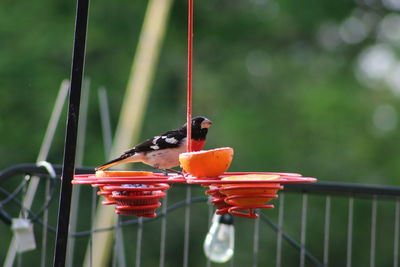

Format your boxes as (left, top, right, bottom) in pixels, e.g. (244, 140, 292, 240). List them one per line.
(96, 116, 212, 171)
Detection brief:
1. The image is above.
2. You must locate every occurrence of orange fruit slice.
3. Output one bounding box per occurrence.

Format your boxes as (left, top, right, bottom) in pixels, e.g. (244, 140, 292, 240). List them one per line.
(179, 147, 234, 178)
(221, 174, 280, 184)
(95, 171, 156, 178)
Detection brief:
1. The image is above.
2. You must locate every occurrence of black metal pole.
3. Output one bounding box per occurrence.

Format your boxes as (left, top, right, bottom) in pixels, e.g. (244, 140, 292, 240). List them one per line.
(53, 0, 90, 265)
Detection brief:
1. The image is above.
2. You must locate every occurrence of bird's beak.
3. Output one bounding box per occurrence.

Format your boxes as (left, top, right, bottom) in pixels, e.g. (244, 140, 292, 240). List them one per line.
(201, 119, 212, 129)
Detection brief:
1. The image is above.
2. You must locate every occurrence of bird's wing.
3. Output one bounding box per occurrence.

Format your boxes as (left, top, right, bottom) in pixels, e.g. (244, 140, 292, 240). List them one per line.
(124, 128, 186, 154)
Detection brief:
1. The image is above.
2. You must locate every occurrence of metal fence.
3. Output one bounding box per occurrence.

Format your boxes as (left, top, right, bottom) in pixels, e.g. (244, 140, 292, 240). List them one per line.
(0, 164, 399, 267)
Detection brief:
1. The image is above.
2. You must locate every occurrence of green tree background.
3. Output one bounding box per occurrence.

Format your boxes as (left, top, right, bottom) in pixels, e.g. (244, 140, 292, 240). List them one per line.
(1, 0, 400, 266)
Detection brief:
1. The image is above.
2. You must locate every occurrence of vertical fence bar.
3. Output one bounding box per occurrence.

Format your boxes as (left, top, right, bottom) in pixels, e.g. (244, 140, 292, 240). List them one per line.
(276, 193, 285, 267)
(370, 196, 377, 267)
(300, 194, 308, 267)
(346, 197, 354, 267)
(229, 215, 235, 267)
(323, 196, 331, 267)
(90, 188, 97, 267)
(183, 187, 191, 267)
(98, 87, 113, 158)
(394, 198, 400, 267)
(136, 217, 143, 267)
(112, 220, 118, 267)
(159, 193, 168, 267)
(111, 217, 124, 267)
(53, 0, 90, 264)
(40, 178, 51, 267)
(230, 256, 235, 267)
(253, 213, 260, 267)
(206, 204, 212, 267)
(17, 252, 22, 267)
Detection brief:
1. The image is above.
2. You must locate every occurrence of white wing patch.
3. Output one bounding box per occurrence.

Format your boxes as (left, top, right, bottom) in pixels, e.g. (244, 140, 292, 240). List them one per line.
(150, 145, 160, 150)
(152, 136, 161, 144)
(165, 137, 178, 144)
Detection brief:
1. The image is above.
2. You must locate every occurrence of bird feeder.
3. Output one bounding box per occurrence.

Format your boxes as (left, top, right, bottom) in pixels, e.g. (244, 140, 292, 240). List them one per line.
(73, 167, 315, 219)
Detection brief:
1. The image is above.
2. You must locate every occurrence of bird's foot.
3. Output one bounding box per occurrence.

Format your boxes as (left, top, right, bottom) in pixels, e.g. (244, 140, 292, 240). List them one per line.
(166, 168, 182, 175)
(158, 168, 182, 176)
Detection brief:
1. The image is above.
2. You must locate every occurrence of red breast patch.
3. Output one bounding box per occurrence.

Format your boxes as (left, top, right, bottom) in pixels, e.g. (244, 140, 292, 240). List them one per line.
(191, 140, 206, 151)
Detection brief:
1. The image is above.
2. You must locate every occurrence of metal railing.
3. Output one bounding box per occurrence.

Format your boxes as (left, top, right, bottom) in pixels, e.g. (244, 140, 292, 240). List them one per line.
(1, 164, 399, 267)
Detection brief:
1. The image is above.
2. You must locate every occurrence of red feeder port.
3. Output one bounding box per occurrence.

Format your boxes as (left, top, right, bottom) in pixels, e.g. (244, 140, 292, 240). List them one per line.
(115, 203, 162, 218)
(205, 187, 232, 215)
(94, 184, 116, 205)
(113, 192, 166, 206)
(228, 204, 275, 219)
(212, 197, 231, 215)
(104, 183, 169, 217)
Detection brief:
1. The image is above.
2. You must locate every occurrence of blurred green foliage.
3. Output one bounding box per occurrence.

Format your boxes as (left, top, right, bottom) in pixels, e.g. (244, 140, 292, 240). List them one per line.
(1, 0, 400, 265)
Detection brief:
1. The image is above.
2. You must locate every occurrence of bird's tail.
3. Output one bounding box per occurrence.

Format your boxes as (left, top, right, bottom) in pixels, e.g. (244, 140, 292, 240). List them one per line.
(95, 154, 136, 171)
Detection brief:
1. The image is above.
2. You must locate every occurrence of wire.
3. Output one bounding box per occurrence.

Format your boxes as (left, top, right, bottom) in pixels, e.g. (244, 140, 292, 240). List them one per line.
(0, 177, 28, 206)
(258, 212, 323, 267)
(29, 177, 57, 223)
(0, 162, 58, 225)
(0, 178, 57, 226)
(0, 185, 57, 231)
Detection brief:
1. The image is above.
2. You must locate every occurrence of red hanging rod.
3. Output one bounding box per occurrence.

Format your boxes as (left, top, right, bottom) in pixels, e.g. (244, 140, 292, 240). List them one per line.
(186, 0, 194, 152)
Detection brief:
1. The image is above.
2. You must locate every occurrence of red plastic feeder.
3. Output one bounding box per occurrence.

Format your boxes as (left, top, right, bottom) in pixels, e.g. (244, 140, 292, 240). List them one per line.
(73, 169, 316, 219)
(72, 171, 184, 218)
(189, 172, 316, 219)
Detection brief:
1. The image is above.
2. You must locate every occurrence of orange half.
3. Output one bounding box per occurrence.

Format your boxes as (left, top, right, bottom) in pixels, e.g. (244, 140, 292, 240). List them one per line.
(222, 174, 280, 185)
(179, 147, 234, 178)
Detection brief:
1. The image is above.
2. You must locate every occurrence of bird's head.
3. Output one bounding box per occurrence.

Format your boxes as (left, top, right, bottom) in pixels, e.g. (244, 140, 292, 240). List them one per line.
(185, 116, 212, 140)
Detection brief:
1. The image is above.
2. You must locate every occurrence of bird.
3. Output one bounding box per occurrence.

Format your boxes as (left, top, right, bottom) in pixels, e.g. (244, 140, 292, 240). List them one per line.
(96, 116, 212, 171)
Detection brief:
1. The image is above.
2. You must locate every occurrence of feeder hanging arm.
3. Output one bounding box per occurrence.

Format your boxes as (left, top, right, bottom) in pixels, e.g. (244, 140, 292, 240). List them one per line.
(186, 0, 194, 152)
